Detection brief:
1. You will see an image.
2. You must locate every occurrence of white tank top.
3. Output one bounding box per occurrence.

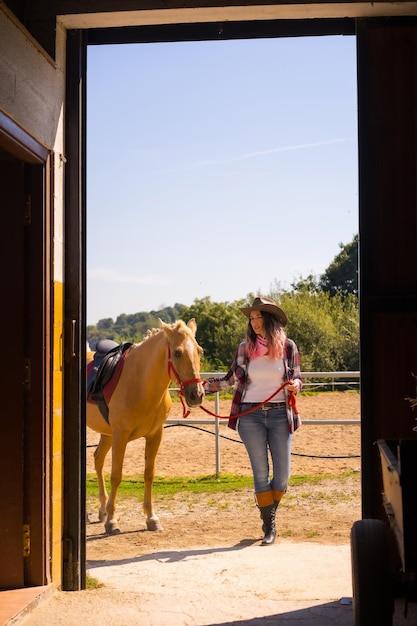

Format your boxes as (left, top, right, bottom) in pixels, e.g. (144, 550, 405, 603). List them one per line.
(244, 356, 286, 403)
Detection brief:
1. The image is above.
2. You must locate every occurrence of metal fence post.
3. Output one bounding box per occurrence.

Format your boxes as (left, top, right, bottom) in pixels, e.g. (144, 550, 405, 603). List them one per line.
(215, 392, 220, 478)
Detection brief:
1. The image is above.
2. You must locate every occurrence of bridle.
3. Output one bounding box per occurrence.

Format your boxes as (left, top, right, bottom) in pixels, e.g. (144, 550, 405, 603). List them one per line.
(167, 344, 203, 418)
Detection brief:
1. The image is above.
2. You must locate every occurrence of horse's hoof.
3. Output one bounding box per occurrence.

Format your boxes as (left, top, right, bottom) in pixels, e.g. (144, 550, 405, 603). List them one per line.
(105, 522, 121, 535)
(146, 519, 163, 531)
(98, 510, 106, 522)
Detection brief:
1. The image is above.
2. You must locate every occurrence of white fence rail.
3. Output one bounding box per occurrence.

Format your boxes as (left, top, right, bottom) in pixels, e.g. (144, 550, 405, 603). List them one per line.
(167, 371, 360, 476)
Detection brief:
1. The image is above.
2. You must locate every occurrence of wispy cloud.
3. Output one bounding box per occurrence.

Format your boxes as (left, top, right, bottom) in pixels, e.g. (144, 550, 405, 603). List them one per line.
(88, 267, 168, 286)
(195, 138, 352, 167)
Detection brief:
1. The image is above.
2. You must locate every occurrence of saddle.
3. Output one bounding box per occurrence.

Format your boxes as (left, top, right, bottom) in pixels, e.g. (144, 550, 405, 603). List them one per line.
(87, 339, 133, 422)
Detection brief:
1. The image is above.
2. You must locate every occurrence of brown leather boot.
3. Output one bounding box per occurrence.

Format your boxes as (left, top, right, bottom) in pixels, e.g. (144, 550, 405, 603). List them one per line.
(255, 491, 276, 546)
(272, 489, 285, 507)
(259, 503, 277, 545)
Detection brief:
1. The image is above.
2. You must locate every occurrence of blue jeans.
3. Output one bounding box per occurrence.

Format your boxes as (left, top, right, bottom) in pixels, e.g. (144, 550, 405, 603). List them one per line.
(237, 404, 292, 494)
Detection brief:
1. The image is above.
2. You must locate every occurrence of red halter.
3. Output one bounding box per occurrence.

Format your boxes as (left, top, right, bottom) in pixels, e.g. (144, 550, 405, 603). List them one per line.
(167, 345, 203, 418)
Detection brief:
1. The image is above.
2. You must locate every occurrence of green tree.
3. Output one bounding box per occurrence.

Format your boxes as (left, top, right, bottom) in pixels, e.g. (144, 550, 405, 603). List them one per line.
(180, 297, 247, 370)
(271, 285, 359, 372)
(319, 234, 358, 297)
(87, 304, 185, 349)
(290, 273, 321, 294)
(87, 257, 360, 372)
(97, 318, 113, 331)
(329, 293, 360, 371)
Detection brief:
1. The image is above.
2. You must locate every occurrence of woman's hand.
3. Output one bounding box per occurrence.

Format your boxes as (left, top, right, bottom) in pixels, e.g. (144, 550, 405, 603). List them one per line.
(286, 379, 300, 394)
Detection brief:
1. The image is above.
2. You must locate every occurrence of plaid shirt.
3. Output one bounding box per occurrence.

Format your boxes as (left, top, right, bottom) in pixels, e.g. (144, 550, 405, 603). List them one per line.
(205, 338, 302, 432)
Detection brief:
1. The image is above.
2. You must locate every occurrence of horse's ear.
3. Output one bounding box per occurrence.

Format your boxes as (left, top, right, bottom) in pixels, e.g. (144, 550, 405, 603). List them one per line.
(159, 319, 177, 340)
(158, 318, 169, 332)
(187, 318, 197, 336)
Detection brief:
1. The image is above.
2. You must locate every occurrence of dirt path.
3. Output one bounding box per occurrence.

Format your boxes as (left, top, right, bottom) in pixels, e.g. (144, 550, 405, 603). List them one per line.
(17, 393, 362, 626)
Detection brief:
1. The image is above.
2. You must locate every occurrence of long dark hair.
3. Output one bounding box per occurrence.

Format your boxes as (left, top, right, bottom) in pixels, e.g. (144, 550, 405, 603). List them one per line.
(245, 312, 286, 360)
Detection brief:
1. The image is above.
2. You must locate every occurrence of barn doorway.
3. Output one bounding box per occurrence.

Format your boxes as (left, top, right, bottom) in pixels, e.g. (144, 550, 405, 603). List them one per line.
(60, 20, 360, 592)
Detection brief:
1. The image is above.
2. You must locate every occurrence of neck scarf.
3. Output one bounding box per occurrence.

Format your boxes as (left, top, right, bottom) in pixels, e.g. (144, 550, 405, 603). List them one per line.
(252, 335, 269, 359)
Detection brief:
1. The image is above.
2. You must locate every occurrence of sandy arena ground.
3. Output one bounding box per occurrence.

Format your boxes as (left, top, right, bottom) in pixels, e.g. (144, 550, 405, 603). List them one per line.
(85, 391, 362, 554)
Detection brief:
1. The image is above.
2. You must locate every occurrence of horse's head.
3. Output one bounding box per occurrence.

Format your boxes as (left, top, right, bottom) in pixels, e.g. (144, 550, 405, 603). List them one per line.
(160, 318, 204, 407)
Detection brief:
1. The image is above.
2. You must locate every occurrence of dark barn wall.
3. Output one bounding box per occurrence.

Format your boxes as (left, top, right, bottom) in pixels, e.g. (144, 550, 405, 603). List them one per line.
(357, 18, 417, 518)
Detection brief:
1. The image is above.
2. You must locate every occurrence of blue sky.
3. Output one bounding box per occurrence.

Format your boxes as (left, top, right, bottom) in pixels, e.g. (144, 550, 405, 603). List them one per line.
(87, 34, 358, 325)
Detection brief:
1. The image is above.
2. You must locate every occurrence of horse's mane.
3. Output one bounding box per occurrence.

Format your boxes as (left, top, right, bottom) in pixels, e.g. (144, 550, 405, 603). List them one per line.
(144, 327, 161, 340)
(142, 319, 190, 343)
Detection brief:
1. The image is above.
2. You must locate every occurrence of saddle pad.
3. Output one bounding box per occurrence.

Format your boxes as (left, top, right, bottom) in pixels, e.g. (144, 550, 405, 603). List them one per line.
(87, 353, 127, 407)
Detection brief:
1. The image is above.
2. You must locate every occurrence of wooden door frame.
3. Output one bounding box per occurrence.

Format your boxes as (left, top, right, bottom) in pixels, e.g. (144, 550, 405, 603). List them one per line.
(0, 112, 49, 163)
(0, 111, 52, 587)
(63, 29, 87, 591)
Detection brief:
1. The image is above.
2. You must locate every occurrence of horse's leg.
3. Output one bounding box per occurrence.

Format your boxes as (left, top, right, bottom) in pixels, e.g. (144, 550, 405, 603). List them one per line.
(143, 427, 164, 531)
(93, 434, 113, 523)
(104, 429, 129, 534)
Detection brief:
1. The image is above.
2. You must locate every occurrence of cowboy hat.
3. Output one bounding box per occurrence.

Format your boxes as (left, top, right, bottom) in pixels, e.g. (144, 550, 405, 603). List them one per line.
(239, 296, 287, 326)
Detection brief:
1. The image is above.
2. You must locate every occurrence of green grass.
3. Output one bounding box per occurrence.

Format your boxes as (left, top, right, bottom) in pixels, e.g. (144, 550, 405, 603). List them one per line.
(86, 470, 359, 500)
(289, 470, 357, 486)
(86, 473, 253, 498)
(202, 389, 359, 400)
(297, 389, 359, 397)
(203, 391, 234, 401)
(86, 573, 104, 589)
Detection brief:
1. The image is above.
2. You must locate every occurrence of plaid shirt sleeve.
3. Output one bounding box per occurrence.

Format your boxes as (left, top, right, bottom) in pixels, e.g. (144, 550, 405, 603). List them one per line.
(204, 343, 248, 431)
(284, 339, 303, 432)
(285, 339, 303, 391)
(204, 342, 247, 393)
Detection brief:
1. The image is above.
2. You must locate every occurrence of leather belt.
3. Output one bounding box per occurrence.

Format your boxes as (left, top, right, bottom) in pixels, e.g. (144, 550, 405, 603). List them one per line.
(244, 402, 286, 410)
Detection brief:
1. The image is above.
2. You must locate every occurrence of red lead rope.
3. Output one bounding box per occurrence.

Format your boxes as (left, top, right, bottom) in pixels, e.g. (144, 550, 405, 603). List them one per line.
(167, 345, 299, 420)
(199, 380, 299, 419)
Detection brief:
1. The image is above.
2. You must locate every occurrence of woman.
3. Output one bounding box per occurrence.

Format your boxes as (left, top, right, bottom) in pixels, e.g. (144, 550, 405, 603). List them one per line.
(204, 296, 302, 546)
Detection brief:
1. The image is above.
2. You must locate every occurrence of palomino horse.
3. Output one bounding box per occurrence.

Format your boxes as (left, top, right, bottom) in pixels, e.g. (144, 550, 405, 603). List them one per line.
(87, 319, 204, 534)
